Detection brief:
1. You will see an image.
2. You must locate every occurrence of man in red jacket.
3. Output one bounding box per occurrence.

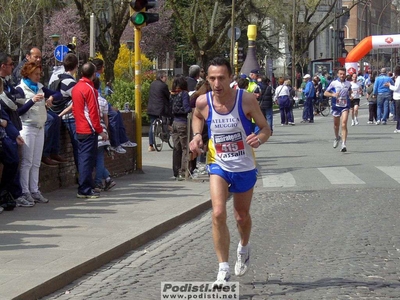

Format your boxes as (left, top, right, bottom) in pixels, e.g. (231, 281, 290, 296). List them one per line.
(72, 62, 107, 198)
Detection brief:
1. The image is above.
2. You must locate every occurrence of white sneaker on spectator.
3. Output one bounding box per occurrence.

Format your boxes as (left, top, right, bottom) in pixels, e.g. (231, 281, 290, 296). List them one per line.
(31, 191, 49, 203)
(22, 192, 35, 205)
(351, 120, 355, 126)
(111, 146, 127, 154)
(15, 194, 35, 207)
(121, 141, 137, 148)
(355, 118, 359, 125)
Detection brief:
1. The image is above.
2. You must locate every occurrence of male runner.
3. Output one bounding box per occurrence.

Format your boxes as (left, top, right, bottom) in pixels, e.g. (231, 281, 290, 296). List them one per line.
(189, 57, 271, 284)
(324, 67, 352, 152)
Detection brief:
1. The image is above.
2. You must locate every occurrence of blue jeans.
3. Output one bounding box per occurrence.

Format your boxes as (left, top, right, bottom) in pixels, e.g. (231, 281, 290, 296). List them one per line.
(377, 92, 391, 122)
(77, 133, 98, 195)
(148, 114, 158, 146)
(43, 110, 61, 157)
(302, 97, 314, 121)
(108, 109, 129, 147)
(0, 137, 20, 197)
(95, 146, 110, 186)
(262, 107, 273, 132)
(62, 119, 79, 170)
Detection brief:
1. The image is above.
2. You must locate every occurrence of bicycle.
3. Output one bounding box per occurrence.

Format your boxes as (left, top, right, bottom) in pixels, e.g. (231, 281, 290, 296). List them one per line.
(318, 97, 331, 116)
(151, 116, 173, 152)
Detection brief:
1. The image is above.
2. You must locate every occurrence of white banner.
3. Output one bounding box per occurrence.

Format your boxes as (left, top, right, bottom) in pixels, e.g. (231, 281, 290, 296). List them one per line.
(161, 281, 239, 299)
(371, 35, 400, 49)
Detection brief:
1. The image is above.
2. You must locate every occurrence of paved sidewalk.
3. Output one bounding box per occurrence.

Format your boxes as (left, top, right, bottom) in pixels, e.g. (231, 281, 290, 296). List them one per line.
(0, 138, 211, 300)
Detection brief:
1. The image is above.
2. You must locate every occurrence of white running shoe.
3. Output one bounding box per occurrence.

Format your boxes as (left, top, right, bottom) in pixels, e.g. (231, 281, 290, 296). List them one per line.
(112, 145, 127, 154)
(355, 118, 359, 125)
(351, 120, 355, 126)
(376, 120, 381, 125)
(213, 270, 231, 287)
(341, 144, 347, 152)
(234, 246, 250, 276)
(31, 191, 49, 203)
(394, 129, 400, 133)
(15, 195, 35, 207)
(333, 136, 341, 149)
(121, 141, 137, 148)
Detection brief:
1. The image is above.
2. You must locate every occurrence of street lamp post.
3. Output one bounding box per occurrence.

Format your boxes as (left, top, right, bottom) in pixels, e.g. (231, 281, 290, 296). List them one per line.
(127, 40, 134, 78)
(49, 34, 61, 65)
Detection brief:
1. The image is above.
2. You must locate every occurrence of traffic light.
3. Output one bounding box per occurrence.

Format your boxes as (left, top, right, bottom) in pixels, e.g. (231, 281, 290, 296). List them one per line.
(67, 37, 77, 54)
(238, 46, 244, 63)
(234, 42, 238, 65)
(130, 0, 159, 28)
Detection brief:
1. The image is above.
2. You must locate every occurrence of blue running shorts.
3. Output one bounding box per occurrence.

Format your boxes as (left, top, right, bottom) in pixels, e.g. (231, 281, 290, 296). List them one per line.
(207, 163, 258, 193)
(331, 107, 349, 117)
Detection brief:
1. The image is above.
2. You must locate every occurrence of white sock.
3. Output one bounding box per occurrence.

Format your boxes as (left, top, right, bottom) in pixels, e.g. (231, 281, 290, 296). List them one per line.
(219, 262, 229, 271)
(237, 242, 249, 254)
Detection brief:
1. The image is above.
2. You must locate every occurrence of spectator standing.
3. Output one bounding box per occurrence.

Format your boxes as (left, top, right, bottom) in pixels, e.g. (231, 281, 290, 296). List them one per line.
(170, 75, 191, 180)
(15, 62, 62, 203)
(189, 57, 271, 285)
(274, 77, 292, 126)
(0, 53, 34, 206)
(0, 78, 25, 208)
(72, 62, 107, 199)
(373, 68, 394, 125)
(186, 65, 201, 92)
(147, 70, 170, 152)
(385, 65, 400, 133)
(324, 67, 352, 152)
(51, 53, 79, 170)
(301, 74, 315, 123)
(284, 79, 296, 125)
(258, 76, 274, 134)
(366, 71, 378, 124)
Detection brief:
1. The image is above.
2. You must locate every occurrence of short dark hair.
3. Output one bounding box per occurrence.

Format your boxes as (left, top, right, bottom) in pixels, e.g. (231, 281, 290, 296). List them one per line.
(171, 74, 188, 91)
(156, 70, 167, 81)
(92, 76, 100, 90)
(337, 67, 346, 73)
(91, 58, 104, 71)
(63, 53, 78, 72)
(237, 78, 249, 89)
(81, 62, 96, 78)
(208, 57, 232, 76)
(0, 52, 10, 65)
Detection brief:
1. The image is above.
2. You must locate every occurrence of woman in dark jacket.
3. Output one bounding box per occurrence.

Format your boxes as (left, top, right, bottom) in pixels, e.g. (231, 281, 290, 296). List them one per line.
(258, 76, 274, 134)
(147, 70, 170, 151)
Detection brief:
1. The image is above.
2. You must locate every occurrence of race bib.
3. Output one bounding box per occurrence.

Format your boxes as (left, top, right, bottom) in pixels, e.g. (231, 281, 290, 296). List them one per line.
(336, 97, 347, 107)
(213, 132, 246, 161)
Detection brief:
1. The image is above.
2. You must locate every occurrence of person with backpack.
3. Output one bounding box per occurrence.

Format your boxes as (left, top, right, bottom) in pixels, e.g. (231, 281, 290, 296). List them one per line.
(258, 76, 274, 134)
(170, 75, 191, 180)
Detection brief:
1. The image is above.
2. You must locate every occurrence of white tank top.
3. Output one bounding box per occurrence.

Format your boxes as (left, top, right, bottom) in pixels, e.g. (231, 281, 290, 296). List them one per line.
(206, 89, 256, 172)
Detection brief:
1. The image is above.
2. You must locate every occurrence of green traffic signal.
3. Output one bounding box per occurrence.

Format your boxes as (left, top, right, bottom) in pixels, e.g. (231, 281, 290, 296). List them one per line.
(132, 12, 146, 26)
(129, 0, 159, 28)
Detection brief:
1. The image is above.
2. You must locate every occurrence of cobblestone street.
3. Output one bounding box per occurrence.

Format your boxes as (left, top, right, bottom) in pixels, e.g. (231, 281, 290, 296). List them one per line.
(44, 187, 400, 300)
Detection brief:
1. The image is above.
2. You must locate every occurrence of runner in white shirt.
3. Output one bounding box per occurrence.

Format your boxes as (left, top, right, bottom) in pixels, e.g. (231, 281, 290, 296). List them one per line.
(350, 73, 363, 126)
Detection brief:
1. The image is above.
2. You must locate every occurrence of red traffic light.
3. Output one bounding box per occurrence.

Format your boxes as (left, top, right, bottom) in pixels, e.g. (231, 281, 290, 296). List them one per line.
(130, 0, 157, 11)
